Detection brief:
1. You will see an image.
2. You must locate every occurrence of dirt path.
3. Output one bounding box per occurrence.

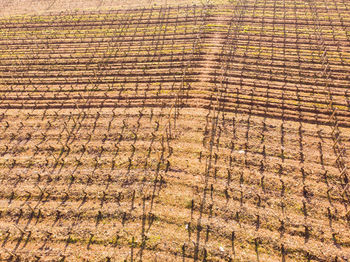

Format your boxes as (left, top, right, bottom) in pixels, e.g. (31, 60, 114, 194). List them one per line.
(199, 14, 228, 85)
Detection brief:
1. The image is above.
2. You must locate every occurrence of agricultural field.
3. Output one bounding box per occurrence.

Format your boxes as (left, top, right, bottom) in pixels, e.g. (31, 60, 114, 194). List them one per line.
(0, 0, 349, 261)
